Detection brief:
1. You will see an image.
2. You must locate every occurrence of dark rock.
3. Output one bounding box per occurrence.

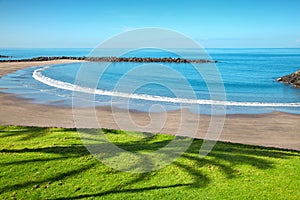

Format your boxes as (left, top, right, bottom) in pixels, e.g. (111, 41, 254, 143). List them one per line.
(0, 55, 12, 58)
(0, 56, 217, 64)
(277, 70, 300, 88)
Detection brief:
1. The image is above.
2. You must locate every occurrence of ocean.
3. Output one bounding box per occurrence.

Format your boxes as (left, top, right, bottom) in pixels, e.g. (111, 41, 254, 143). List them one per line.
(0, 48, 300, 115)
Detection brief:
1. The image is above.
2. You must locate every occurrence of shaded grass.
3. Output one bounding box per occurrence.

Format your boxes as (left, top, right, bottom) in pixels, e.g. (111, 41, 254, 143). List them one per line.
(0, 126, 299, 199)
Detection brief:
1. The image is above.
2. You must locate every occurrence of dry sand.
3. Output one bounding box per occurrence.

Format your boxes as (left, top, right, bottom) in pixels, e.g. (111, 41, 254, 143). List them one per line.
(0, 60, 299, 150)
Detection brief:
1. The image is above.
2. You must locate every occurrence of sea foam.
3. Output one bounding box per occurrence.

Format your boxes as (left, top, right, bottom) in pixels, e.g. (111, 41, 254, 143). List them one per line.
(33, 66, 300, 107)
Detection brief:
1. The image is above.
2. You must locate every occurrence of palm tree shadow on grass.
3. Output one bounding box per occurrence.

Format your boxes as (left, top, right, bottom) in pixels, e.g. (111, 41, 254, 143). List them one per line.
(0, 127, 299, 199)
(53, 138, 298, 200)
(0, 126, 76, 141)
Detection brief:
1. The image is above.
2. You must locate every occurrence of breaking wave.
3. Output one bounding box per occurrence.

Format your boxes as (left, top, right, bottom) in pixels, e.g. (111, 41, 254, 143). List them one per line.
(32, 66, 300, 107)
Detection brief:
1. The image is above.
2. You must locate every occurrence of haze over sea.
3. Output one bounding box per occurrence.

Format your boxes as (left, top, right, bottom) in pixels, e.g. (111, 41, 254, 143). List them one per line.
(0, 48, 300, 115)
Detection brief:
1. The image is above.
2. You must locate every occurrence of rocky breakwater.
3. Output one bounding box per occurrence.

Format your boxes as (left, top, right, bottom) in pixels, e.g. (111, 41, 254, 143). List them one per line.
(85, 56, 217, 63)
(0, 55, 12, 58)
(277, 70, 300, 88)
(0, 56, 217, 63)
(0, 56, 85, 62)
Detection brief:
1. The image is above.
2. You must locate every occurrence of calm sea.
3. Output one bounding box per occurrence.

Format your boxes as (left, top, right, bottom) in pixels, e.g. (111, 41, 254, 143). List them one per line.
(0, 48, 300, 115)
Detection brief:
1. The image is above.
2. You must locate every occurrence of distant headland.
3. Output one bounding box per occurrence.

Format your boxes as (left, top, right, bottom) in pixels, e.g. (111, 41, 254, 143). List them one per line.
(0, 56, 217, 63)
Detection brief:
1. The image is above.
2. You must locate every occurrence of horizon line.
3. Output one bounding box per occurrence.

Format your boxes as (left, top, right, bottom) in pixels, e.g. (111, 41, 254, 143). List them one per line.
(1, 47, 300, 49)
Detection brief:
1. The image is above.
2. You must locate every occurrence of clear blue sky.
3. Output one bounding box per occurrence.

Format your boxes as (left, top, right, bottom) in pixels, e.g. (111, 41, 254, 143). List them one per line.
(0, 0, 300, 48)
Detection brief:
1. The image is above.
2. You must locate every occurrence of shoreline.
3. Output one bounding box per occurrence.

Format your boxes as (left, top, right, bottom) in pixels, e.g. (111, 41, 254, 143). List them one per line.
(0, 59, 86, 77)
(0, 60, 300, 150)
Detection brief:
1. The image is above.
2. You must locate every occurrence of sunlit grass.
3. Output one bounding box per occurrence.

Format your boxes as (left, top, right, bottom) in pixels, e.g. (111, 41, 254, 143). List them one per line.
(0, 126, 299, 199)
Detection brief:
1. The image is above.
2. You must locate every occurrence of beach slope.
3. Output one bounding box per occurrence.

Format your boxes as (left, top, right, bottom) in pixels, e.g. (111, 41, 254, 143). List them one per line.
(0, 61, 299, 150)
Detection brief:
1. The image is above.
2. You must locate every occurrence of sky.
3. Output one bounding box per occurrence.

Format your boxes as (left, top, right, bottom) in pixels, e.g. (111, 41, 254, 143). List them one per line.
(0, 0, 300, 48)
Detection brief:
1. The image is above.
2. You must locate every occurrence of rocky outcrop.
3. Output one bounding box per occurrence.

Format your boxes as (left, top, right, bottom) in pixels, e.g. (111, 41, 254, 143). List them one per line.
(0, 56, 217, 63)
(277, 70, 300, 88)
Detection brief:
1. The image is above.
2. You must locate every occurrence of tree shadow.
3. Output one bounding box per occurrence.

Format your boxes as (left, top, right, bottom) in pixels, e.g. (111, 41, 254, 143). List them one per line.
(53, 183, 192, 200)
(0, 145, 89, 156)
(0, 126, 76, 141)
(0, 127, 299, 199)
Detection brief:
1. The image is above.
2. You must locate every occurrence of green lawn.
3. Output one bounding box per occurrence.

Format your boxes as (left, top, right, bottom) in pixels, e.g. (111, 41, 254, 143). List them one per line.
(0, 126, 299, 199)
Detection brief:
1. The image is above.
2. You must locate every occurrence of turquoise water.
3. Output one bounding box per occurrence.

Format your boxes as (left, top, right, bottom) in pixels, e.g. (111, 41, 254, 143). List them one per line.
(1, 48, 300, 114)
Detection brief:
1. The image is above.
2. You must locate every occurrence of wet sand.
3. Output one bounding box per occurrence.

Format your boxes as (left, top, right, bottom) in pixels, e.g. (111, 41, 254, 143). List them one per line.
(0, 61, 299, 150)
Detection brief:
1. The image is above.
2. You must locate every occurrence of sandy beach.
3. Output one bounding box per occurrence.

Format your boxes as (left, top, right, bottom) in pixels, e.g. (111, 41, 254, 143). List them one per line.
(0, 60, 299, 150)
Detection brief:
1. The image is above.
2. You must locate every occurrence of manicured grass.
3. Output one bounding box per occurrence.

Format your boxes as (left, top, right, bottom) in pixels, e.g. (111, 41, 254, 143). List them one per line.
(0, 126, 299, 199)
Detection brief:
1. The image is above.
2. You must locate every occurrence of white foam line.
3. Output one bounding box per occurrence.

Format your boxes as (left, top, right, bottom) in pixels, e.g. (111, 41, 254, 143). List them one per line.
(32, 66, 300, 107)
